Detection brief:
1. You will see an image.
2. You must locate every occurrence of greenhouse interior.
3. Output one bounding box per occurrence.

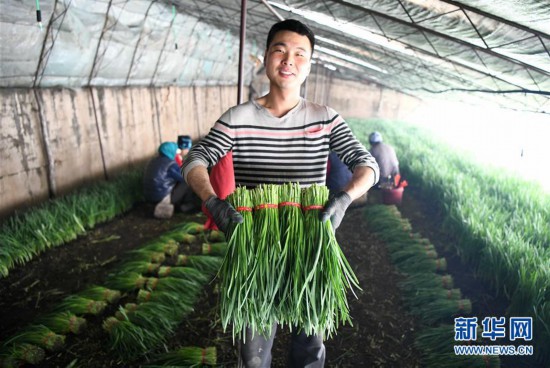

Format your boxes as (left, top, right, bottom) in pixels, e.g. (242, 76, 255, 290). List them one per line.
(1, 0, 549, 367)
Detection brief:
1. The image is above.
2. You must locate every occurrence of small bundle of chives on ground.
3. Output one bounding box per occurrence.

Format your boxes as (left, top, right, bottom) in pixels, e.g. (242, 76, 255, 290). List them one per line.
(277, 182, 305, 327)
(250, 184, 282, 336)
(3, 325, 65, 352)
(413, 298, 472, 325)
(202, 242, 228, 256)
(78, 285, 121, 304)
(396, 256, 447, 273)
(176, 254, 223, 274)
(399, 273, 454, 290)
(136, 290, 194, 313)
(102, 316, 161, 360)
(207, 230, 225, 242)
(404, 287, 462, 309)
(55, 295, 107, 315)
(38, 311, 87, 335)
(161, 231, 196, 245)
(390, 244, 437, 263)
(299, 184, 360, 338)
(105, 272, 148, 292)
(127, 249, 166, 263)
(219, 186, 254, 342)
(114, 303, 139, 320)
(157, 266, 209, 284)
(116, 260, 160, 275)
(173, 221, 205, 235)
(146, 276, 202, 296)
(115, 302, 177, 335)
(141, 240, 179, 256)
(145, 346, 217, 367)
(0, 343, 45, 366)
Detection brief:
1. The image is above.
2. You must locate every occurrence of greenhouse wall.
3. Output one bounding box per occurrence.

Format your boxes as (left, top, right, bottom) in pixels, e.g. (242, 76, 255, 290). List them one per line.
(0, 79, 420, 219)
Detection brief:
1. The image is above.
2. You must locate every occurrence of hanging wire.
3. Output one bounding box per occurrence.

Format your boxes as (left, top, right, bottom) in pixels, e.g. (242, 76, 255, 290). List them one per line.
(172, 4, 178, 49)
(35, 0, 43, 30)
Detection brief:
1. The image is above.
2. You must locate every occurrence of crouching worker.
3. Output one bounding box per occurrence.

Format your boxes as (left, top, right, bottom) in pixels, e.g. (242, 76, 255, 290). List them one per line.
(143, 142, 200, 219)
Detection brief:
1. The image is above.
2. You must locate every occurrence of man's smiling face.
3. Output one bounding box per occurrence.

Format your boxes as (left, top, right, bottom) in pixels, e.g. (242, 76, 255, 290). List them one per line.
(264, 30, 312, 92)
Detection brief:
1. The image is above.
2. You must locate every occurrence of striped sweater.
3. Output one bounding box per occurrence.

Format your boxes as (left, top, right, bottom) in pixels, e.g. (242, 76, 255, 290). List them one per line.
(183, 98, 379, 187)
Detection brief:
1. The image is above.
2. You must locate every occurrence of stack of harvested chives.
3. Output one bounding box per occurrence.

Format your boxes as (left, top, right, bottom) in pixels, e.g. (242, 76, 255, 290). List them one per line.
(218, 183, 359, 341)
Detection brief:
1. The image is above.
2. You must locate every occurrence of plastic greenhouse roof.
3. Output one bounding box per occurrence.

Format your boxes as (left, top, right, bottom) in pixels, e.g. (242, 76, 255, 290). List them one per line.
(1, 0, 549, 114)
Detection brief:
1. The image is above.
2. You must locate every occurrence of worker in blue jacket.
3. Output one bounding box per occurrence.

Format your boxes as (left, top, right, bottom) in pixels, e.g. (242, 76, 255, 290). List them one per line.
(143, 142, 199, 218)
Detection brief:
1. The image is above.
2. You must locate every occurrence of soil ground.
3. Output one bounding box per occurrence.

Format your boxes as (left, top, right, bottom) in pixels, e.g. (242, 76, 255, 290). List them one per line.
(0, 185, 541, 367)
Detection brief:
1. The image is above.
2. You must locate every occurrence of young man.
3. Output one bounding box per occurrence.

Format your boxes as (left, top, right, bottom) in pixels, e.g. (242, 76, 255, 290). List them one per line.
(183, 19, 379, 367)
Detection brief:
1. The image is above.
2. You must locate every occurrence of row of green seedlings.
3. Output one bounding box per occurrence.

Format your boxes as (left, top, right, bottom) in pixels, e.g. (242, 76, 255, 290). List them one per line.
(219, 183, 359, 343)
(102, 223, 225, 362)
(364, 205, 500, 368)
(0, 221, 224, 367)
(0, 169, 144, 278)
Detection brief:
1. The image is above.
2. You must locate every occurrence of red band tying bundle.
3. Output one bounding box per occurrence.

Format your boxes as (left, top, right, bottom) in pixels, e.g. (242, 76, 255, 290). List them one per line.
(278, 201, 301, 208)
(302, 205, 324, 211)
(254, 203, 278, 210)
(236, 206, 252, 212)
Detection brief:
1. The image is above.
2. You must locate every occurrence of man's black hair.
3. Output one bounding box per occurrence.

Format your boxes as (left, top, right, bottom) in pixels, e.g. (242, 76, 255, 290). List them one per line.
(266, 19, 315, 54)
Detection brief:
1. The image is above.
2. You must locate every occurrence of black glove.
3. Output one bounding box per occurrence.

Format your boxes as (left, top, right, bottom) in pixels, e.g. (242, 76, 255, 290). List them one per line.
(204, 195, 243, 233)
(319, 191, 352, 231)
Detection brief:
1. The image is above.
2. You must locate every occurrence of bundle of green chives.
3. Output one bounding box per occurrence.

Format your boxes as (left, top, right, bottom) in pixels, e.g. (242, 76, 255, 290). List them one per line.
(277, 182, 305, 327)
(250, 184, 282, 336)
(102, 316, 161, 360)
(38, 311, 87, 335)
(105, 272, 148, 292)
(207, 230, 225, 242)
(173, 221, 206, 235)
(219, 186, 254, 342)
(145, 346, 217, 366)
(114, 303, 139, 320)
(413, 298, 472, 325)
(299, 184, 360, 337)
(390, 244, 437, 263)
(396, 256, 447, 273)
(116, 260, 160, 275)
(141, 240, 179, 256)
(404, 288, 462, 309)
(146, 276, 202, 297)
(157, 266, 209, 284)
(78, 285, 121, 304)
(4, 325, 65, 352)
(202, 242, 228, 256)
(176, 254, 223, 275)
(127, 249, 166, 263)
(55, 295, 107, 315)
(136, 289, 194, 313)
(0, 343, 45, 366)
(161, 231, 196, 245)
(115, 303, 177, 335)
(399, 273, 454, 290)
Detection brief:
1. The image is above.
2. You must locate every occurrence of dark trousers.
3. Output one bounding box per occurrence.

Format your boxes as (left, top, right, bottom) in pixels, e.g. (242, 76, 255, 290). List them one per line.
(170, 181, 201, 212)
(238, 325, 325, 368)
